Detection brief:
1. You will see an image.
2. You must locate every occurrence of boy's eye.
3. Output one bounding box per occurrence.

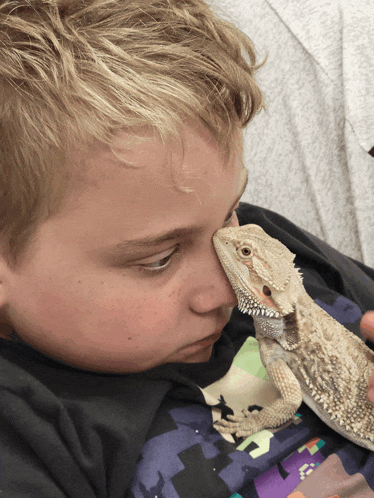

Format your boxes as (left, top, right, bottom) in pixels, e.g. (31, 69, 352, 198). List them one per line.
(225, 211, 234, 224)
(137, 246, 179, 273)
(224, 204, 239, 226)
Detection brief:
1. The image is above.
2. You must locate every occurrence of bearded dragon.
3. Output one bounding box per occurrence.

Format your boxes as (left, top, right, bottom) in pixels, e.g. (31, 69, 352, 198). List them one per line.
(213, 224, 374, 451)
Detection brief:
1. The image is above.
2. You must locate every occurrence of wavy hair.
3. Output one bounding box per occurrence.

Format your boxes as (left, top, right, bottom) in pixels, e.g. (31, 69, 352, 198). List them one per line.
(0, 0, 265, 264)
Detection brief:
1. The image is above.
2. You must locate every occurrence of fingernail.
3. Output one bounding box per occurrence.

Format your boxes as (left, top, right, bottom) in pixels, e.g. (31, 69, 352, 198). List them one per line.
(361, 311, 374, 332)
(367, 388, 374, 405)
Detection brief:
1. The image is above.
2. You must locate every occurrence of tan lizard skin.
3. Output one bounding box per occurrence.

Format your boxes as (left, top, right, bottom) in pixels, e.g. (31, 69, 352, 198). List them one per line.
(213, 224, 374, 450)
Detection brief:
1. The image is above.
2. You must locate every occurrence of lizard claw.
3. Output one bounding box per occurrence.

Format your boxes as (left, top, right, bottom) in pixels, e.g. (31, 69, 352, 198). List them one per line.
(214, 410, 263, 437)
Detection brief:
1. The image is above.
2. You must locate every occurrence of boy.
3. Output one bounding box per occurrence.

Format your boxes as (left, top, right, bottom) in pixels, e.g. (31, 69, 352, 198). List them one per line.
(0, 1, 373, 496)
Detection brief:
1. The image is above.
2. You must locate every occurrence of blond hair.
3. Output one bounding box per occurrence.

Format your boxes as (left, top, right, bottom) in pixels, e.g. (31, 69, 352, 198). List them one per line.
(0, 0, 264, 264)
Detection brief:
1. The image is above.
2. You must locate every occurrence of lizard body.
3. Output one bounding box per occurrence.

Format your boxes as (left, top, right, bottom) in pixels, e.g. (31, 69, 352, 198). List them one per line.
(213, 224, 374, 450)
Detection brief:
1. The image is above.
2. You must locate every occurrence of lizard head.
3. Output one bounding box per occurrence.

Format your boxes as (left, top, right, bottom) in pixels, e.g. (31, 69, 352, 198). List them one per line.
(213, 224, 303, 319)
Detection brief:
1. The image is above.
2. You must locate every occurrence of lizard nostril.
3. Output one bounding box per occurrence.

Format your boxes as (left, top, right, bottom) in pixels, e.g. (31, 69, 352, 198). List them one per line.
(263, 286, 271, 296)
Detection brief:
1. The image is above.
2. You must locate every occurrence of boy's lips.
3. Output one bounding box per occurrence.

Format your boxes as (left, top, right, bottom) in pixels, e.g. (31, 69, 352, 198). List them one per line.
(174, 317, 229, 359)
(192, 332, 222, 346)
(181, 330, 223, 352)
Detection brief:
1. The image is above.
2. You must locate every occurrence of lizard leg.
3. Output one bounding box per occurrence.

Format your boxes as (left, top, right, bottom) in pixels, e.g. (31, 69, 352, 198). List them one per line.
(216, 359, 303, 438)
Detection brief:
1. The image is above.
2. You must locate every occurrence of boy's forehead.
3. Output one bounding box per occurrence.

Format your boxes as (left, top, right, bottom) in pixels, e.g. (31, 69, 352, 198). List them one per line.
(66, 124, 243, 189)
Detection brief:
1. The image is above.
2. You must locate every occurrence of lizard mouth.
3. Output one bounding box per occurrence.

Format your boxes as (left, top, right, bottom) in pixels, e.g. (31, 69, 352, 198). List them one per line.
(236, 286, 285, 318)
(238, 301, 281, 318)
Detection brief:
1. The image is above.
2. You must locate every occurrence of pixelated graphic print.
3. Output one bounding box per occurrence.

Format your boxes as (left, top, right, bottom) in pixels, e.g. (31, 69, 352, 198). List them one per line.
(130, 404, 237, 498)
(253, 438, 326, 497)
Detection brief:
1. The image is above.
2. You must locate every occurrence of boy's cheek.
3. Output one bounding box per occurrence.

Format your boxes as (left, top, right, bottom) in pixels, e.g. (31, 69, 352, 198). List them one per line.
(1, 284, 177, 370)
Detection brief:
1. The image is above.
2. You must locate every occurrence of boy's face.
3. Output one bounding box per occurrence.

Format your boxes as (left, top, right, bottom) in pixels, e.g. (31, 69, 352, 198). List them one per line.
(0, 124, 247, 373)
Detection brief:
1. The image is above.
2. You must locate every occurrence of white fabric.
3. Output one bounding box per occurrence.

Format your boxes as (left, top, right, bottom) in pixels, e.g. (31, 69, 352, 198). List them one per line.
(210, 0, 374, 266)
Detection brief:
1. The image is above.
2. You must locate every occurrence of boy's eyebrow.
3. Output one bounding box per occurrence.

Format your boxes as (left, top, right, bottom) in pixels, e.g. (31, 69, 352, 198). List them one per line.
(109, 227, 203, 254)
(104, 171, 248, 257)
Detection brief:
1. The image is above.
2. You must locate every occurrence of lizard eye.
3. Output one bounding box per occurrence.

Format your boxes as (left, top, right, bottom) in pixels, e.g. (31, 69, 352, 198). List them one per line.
(237, 245, 253, 258)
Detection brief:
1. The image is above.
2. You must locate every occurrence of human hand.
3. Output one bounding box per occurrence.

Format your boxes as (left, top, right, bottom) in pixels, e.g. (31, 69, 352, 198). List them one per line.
(360, 311, 374, 403)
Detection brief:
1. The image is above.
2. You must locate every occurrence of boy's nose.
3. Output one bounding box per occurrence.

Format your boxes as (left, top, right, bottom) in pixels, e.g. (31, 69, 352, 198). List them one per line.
(188, 249, 238, 314)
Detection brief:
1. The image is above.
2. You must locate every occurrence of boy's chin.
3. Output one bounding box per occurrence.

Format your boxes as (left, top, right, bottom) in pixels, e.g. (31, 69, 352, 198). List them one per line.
(178, 344, 215, 364)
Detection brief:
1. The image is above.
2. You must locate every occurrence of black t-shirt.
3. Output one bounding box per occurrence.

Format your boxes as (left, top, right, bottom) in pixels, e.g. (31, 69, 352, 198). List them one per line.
(1, 203, 374, 497)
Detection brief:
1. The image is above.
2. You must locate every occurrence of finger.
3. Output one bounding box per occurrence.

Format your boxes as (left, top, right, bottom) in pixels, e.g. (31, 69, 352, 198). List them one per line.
(367, 370, 374, 404)
(360, 311, 374, 342)
(214, 417, 240, 427)
(215, 425, 236, 434)
(227, 414, 244, 422)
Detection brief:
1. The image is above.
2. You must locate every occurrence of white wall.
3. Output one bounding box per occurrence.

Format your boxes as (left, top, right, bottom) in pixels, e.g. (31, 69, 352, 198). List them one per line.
(210, 0, 374, 267)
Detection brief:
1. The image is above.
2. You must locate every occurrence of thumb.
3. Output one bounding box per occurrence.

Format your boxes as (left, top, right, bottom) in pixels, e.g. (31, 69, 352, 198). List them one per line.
(367, 371, 374, 405)
(360, 311, 374, 342)
(361, 312, 374, 404)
